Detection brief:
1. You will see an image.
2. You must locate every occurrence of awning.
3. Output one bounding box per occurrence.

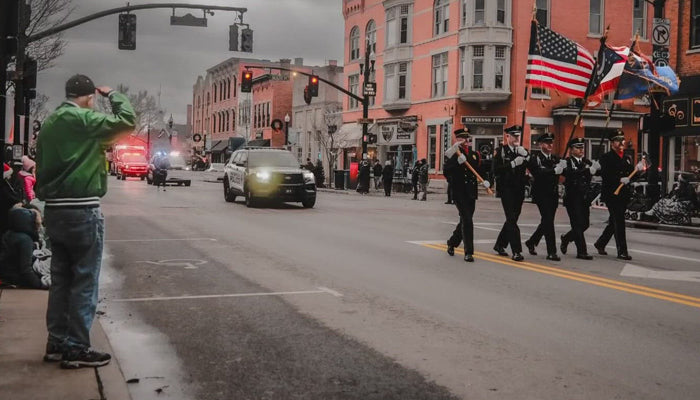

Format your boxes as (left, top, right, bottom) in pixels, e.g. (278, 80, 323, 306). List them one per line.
(246, 139, 270, 147)
(210, 140, 228, 153)
(336, 123, 376, 148)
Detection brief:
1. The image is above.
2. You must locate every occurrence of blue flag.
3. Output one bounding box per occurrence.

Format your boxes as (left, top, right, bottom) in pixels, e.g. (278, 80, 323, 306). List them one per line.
(616, 53, 679, 100)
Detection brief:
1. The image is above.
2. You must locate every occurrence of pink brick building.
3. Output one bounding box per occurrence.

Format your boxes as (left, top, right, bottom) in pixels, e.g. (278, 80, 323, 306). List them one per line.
(342, 0, 654, 182)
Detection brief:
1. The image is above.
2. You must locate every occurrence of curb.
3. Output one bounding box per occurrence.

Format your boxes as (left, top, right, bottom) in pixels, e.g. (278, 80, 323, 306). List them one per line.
(625, 220, 700, 235)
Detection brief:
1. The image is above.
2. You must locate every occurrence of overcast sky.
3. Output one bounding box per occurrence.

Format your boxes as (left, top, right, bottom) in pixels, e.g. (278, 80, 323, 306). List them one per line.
(37, 0, 344, 125)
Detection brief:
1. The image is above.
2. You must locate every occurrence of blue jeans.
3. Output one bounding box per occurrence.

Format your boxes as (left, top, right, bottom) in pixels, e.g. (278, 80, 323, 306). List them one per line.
(44, 207, 104, 351)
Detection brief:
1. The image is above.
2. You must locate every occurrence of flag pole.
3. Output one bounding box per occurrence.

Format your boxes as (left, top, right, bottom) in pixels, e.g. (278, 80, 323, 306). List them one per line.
(562, 25, 610, 159)
(521, 3, 538, 147)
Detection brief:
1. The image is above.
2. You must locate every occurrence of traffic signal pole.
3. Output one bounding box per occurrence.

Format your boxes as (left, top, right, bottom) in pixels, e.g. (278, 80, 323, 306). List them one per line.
(648, 0, 666, 197)
(361, 43, 372, 160)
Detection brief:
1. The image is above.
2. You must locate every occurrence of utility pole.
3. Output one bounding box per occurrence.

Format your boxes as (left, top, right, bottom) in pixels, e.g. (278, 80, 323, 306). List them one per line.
(360, 42, 374, 160)
(12, 0, 28, 164)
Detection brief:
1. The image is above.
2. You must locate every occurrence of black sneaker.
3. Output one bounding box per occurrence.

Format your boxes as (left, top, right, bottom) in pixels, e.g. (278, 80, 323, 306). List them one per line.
(60, 348, 111, 369)
(43, 342, 63, 362)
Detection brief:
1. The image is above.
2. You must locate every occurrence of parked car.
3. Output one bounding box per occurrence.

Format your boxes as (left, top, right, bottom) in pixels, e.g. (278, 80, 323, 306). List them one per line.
(223, 147, 316, 208)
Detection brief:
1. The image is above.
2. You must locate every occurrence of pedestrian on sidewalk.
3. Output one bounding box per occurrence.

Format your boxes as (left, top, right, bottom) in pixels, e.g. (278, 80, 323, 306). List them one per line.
(419, 159, 429, 201)
(560, 137, 599, 260)
(18, 156, 37, 204)
(381, 160, 393, 196)
(444, 128, 490, 262)
(36, 74, 135, 369)
(357, 159, 371, 194)
(524, 133, 565, 261)
(493, 125, 528, 262)
(373, 160, 383, 190)
(411, 159, 421, 199)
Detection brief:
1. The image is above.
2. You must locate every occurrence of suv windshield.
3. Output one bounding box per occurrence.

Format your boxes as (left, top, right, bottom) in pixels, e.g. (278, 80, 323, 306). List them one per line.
(248, 151, 300, 168)
(122, 153, 147, 163)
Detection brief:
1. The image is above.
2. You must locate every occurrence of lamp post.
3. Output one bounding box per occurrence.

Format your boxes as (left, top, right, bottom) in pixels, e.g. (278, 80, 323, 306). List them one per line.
(284, 113, 290, 148)
(168, 113, 174, 146)
(146, 124, 151, 159)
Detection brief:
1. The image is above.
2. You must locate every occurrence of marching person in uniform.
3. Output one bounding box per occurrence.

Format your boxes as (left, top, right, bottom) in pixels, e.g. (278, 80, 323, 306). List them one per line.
(525, 132, 565, 261)
(493, 125, 528, 262)
(444, 128, 490, 262)
(593, 130, 644, 260)
(560, 137, 600, 260)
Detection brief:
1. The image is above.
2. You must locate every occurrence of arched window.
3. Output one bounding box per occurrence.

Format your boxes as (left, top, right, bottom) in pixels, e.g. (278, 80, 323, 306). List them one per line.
(365, 20, 376, 54)
(212, 114, 217, 133)
(231, 109, 236, 128)
(213, 85, 217, 103)
(434, 0, 449, 36)
(349, 26, 360, 60)
(227, 78, 231, 99)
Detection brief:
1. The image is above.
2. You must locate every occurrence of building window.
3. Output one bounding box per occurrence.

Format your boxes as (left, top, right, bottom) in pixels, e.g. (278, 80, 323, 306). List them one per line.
(536, 0, 549, 26)
(350, 26, 360, 60)
(386, 62, 409, 102)
(461, 0, 468, 26)
(459, 47, 466, 89)
(213, 86, 217, 104)
(497, 0, 506, 24)
(366, 20, 376, 54)
(428, 125, 437, 169)
(475, 0, 485, 25)
(692, 0, 700, 48)
(589, 0, 604, 35)
(400, 5, 410, 44)
(633, 0, 647, 38)
(349, 74, 360, 109)
(386, 5, 411, 48)
(434, 0, 449, 36)
(531, 87, 550, 98)
(398, 63, 408, 100)
(432, 52, 448, 98)
(495, 46, 505, 89)
(472, 45, 484, 89)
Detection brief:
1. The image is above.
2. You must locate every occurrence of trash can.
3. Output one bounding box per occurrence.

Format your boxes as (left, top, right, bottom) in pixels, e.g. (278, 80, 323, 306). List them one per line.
(334, 170, 345, 190)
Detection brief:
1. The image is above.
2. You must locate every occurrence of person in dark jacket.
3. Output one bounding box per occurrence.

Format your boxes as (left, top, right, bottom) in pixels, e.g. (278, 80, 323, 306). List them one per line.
(373, 160, 383, 190)
(357, 159, 371, 194)
(560, 137, 599, 260)
(418, 159, 429, 201)
(411, 160, 422, 199)
(493, 125, 528, 262)
(0, 207, 46, 289)
(593, 130, 644, 260)
(524, 133, 566, 261)
(1, 163, 23, 237)
(444, 128, 490, 262)
(381, 161, 394, 196)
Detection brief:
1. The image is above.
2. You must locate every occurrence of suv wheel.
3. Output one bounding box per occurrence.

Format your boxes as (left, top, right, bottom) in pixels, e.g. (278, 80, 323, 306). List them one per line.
(245, 190, 256, 208)
(224, 178, 236, 202)
(302, 197, 316, 208)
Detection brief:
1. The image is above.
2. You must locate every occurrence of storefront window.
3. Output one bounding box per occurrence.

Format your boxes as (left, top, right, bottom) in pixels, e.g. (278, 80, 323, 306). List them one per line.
(428, 125, 437, 169)
(674, 136, 700, 177)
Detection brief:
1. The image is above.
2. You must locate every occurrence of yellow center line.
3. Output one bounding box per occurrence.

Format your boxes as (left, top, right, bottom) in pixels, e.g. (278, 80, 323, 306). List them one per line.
(421, 243, 700, 309)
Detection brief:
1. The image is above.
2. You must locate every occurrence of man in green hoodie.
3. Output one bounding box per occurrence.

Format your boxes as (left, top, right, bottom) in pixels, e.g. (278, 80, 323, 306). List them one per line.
(36, 74, 135, 369)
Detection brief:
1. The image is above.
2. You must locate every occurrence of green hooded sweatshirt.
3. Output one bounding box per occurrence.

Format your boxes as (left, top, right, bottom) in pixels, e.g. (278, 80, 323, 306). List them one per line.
(36, 92, 136, 207)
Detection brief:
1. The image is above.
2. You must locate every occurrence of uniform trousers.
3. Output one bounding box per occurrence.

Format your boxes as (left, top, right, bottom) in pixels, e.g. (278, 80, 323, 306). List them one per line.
(447, 196, 476, 255)
(595, 201, 628, 255)
(496, 193, 524, 253)
(563, 199, 590, 255)
(528, 198, 558, 255)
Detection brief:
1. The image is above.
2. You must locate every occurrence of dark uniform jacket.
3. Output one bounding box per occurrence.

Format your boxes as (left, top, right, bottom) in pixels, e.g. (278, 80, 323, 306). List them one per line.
(599, 150, 634, 205)
(528, 151, 560, 203)
(493, 145, 528, 197)
(443, 149, 481, 200)
(562, 156, 593, 207)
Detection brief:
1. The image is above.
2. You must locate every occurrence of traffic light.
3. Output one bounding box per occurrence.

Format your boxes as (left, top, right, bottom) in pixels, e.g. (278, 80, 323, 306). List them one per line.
(228, 24, 238, 51)
(23, 57, 37, 99)
(368, 133, 377, 144)
(241, 70, 253, 93)
(241, 28, 253, 52)
(308, 75, 319, 97)
(2, 0, 20, 56)
(118, 13, 136, 50)
(303, 86, 312, 105)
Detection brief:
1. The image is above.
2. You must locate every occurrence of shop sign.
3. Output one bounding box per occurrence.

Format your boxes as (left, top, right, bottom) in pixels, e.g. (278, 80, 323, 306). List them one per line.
(693, 98, 700, 127)
(664, 99, 689, 127)
(460, 116, 507, 125)
(378, 123, 415, 145)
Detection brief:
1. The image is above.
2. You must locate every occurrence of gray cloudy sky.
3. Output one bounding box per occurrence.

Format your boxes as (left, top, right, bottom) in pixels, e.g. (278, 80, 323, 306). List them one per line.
(37, 0, 344, 125)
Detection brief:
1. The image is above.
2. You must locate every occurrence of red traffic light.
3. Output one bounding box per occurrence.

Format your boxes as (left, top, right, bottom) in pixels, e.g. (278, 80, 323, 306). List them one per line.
(308, 75, 319, 97)
(241, 70, 253, 93)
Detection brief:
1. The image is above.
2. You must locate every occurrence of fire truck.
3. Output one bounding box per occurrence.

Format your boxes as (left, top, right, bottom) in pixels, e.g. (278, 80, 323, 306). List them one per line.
(111, 144, 148, 180)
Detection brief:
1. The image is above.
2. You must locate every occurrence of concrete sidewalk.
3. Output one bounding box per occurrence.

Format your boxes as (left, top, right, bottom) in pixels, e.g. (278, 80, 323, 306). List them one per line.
(0, 289, 130, 400)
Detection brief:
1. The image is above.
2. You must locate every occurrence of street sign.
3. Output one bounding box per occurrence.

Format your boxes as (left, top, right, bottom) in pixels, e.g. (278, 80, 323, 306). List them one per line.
(363, 82, 377, 97)
(12, 145, 23, 161)
(170, 13, 207, 27)
(652, 18, 671, 47)
(357, 118, 374, 124)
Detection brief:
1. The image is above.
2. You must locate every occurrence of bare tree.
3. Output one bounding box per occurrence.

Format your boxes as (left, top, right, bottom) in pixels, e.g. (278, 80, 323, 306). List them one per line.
(314, 102, 350, 187)
(29, 92, 50, 122)
(25, 0, 75, 72)
(95, 84, 166, 130)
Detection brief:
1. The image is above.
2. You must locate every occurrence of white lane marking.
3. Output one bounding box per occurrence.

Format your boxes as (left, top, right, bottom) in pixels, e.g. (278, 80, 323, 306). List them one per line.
(621, 264, 700, 283)
(318, 286, 344, 297)
(111, 287, 342, 303)
(136, 259, 208, 270)
(407, 239, 494, 245)
(106, 238, 217, 242)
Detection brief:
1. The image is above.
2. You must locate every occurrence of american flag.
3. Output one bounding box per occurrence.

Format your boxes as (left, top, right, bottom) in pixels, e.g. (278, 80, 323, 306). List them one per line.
(526, 21, 595, 98)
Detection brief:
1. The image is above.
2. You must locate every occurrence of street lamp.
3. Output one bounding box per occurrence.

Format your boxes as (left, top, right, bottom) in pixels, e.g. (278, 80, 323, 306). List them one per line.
(359, 42, 376, 160)
(168, 114, 174, 146)
(284, 113, 290, 147)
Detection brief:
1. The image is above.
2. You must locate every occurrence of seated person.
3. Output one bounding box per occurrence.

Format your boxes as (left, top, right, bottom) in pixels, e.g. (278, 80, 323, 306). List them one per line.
(0, 206, 48, 289)
(645, 173, 699, 225)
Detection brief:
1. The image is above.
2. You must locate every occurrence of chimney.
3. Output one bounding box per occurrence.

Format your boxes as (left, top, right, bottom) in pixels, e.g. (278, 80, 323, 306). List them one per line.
(294, 57, 304, 66)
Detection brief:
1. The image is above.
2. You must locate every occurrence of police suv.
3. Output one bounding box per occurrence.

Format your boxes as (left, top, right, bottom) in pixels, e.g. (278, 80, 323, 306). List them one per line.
(223, 147, 317, 208)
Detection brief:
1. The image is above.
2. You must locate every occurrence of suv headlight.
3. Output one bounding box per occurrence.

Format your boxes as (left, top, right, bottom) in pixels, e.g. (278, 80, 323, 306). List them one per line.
(255, 171, 271, 182)
(303, 171, 315, 184)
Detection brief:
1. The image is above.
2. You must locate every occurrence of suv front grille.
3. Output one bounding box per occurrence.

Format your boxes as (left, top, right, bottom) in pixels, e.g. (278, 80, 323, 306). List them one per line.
(273, 172, 303, 185)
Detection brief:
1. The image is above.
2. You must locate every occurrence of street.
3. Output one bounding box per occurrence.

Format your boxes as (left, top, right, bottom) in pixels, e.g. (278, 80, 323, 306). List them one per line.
(98, 172, 700, 400)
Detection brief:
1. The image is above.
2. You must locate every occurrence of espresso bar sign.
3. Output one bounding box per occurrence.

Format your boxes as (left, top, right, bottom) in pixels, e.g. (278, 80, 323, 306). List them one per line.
(461, 116, 507, 125)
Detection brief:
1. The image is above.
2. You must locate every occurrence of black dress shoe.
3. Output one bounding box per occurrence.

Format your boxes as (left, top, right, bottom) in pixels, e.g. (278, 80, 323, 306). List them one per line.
(525, 241, 537, 256)
(546, 254, 561, 261)
(493, 245, 508, 257)
(447, 244, 455, 256)
(444, 201, 453, 204)
(617, 253, 632, 261)
(560, 235, 569, 255)
(576, 254, 593, 260)
(594, 243, 608, 255)
(512, 253, 524, 262)
(464, 254, 474, 262)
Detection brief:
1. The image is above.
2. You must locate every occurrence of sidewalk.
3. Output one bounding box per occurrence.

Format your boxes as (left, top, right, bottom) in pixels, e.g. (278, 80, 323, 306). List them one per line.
(0, 289, 130, 400)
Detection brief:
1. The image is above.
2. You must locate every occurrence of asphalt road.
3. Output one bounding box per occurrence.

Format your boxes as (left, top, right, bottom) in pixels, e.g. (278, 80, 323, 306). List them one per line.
(98, 172, 700, 400)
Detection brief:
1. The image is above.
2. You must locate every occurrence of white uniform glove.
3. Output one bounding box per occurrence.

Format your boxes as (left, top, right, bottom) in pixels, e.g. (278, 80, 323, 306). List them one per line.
(591, 160, 601, 171)
(482, 180, 491, 189)
(516, 146, 528, 157)
(444, 141, 464, 158)
(511, 156, 525, 168)
(620, 177, 630, 185)
(554, 165, 564, 175)
(457, 154, 467, 164)
(556, 159, 567, 169)
(636, 161, 645, 172)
